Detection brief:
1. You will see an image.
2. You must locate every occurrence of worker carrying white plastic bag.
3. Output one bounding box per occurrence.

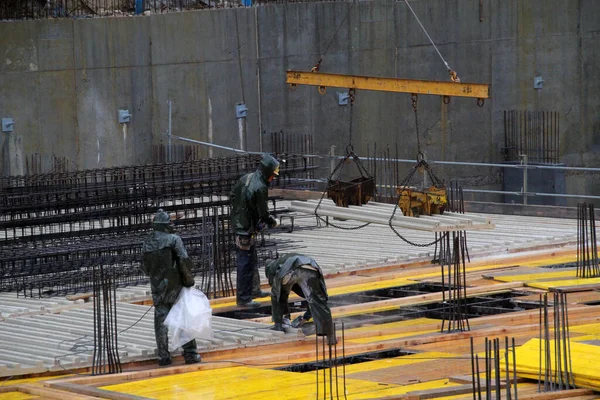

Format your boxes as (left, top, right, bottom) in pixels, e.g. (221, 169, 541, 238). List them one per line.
(164, 287, 214, 351)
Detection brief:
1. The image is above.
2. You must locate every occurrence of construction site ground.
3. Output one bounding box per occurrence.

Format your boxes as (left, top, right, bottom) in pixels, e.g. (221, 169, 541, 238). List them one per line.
(1, 202, 600, 399)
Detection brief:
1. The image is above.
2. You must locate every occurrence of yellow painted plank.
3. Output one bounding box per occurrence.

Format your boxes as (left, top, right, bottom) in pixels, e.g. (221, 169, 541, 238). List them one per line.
(347, 328, 439, 344)
(493, 270, 577, 283)
(326, 278, 414, 297)
(102, 364, 465, 400)
(510, 339, 600, 390)
(338, 352, 457, 375)
(527, 277, 600, 290)
(345, 318, 439, 333)
(102, 365, 410, 400)
(0, 393, 38, 400)
(570, 323, 600, 335)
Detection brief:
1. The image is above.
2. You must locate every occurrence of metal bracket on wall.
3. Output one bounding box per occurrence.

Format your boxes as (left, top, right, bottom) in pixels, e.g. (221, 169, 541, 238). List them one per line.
(235, 103, 248, 118)
(337, 92, 350, 106)
(2, 118, 14, 133)
(118, 110, 131, 124)
(533, 76, 544, 89)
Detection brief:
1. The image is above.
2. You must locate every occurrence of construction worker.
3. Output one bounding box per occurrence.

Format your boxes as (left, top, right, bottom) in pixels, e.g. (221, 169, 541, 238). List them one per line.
(141, 209, 201, 366)
(230, 153, 280, 308)
(265, 253, 337, 345)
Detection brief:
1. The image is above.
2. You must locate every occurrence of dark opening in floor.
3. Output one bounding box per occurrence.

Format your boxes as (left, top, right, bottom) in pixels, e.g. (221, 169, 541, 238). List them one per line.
(213, 283, 539, 330)
(275, 348, 415, 373)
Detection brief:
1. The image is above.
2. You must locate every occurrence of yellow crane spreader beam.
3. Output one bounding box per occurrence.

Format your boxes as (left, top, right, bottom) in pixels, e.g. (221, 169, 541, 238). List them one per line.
(286, 70, 490, 99)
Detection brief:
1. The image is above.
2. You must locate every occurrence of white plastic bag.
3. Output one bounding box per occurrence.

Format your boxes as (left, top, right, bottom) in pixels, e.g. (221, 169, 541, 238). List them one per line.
(164, 287, 214, 350)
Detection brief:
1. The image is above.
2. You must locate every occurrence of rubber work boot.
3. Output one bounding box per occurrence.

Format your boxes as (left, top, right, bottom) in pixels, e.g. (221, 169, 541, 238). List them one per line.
(237, 300, 261, 308)
(158, 357, 172, 367)
(253, 290, 270, 298)
(185, 354, 201, 365)
(271, 323, 284, 332)
(291, 316, 305, 328)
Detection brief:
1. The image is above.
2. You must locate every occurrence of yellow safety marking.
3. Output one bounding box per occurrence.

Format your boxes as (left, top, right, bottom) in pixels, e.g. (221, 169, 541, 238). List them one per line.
(526, 277, 600, 290)
(493, 270, 577, 283)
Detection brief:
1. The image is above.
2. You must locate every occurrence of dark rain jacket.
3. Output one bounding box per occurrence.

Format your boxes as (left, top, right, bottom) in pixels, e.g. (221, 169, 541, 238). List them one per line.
(141, 225, 195, 305)
(230, 155, 279, 236)
(265, 253, 328, 303)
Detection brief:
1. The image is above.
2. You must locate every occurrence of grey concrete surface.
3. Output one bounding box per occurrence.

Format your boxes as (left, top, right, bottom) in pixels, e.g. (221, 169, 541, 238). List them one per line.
(0, 0, 599, 201)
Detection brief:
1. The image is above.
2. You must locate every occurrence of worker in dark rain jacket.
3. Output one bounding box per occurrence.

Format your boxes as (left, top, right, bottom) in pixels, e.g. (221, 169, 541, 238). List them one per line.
(141, 209, 201, 366)
(266, 253, 337, 345)
(230, 153, 280, 308)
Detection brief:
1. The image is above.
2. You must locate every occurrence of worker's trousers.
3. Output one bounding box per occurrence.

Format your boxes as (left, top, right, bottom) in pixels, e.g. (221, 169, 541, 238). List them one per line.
(154, 293, 198, 363)
(235, 234, 262, 304)
(274, 268, 334, 340)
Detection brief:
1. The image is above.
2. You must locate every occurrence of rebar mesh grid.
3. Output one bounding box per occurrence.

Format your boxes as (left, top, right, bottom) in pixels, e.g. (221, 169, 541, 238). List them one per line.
(0, 154, 313, 298)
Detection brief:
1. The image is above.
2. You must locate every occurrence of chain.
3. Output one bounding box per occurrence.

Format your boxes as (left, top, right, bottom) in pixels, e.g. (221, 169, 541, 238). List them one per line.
(313, 88, 370, 231)
(347, 89, 355, 152)
(411, 94, 423, 160)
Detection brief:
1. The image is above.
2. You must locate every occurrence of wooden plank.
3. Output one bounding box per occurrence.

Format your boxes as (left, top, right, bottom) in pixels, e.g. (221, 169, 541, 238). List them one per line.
(45, 382, 149, 400)
(45, 361, 237, 387)
(551, 283, 600, 293)
(12, 384, 102, 400)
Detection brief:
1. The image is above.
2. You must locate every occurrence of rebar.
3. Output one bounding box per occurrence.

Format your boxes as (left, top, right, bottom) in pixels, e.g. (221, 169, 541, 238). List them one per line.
(471, 336, 519, 400)
(537, 292, 574, 392)
(576, 203, 600, 278)
(503, 110, 559, 164)
(0, 154, 312, 298)
(91, 263, 122, 375)
(439, 232, 470, 333)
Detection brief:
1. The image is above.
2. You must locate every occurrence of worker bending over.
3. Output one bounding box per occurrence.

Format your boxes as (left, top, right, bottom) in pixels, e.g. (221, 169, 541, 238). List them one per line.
(266, 253, 337, 345)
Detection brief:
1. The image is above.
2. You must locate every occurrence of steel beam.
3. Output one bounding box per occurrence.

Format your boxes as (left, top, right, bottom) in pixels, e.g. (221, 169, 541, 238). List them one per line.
(286, 70, 490, 99)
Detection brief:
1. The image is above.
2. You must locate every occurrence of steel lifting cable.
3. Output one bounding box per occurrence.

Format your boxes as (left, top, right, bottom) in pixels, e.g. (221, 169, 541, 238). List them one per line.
(314, 91, 372, 231)
(403, 0, 460, 82)
(311, 0, 357, 72)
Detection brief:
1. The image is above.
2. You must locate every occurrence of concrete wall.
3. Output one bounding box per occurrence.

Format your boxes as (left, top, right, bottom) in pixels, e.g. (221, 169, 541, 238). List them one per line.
(0, 0, 598, 200)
